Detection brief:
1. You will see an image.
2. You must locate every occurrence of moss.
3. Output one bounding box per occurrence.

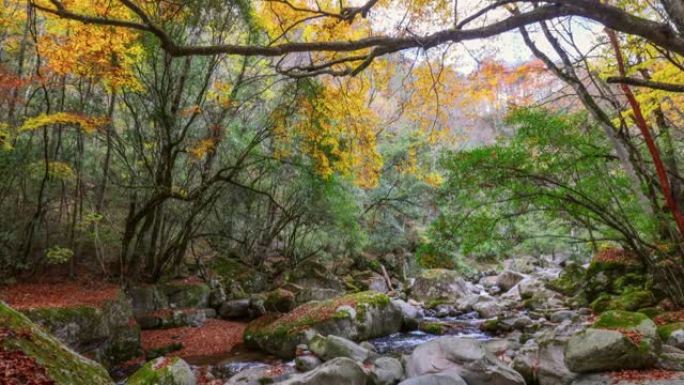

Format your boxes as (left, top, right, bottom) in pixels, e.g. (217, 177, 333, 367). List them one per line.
(419, 322, 448, 335)
(593, 310, 649, 330)
(638, 307, 663, 319)
(425, 299, 449, 309)
(590, 290, 655, 313)
(547, 263, 585, 296)
(657, 322, 684, 341)
(481, 319, 501, 333)
(0, 302, 114, 385)
(126, 356, 187, 385)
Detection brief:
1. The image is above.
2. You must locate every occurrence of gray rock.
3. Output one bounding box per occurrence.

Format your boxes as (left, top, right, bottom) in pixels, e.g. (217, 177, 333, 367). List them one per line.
(505, 256, 538, 274)
(126, 357, 195, 385)
(370, 356, 404, 385)
(668, 329, 684, 349)
(295, 355, 323, 372)
(224, 365, 295, 385)
(550, 310, 576, 323)
(279, 357, 368, 385)
(410, 270, 468, 304)
(513, 339, 576, 385)
(405, 336, 525, 385)
(398, 371, 467, 385)
(219, 299, 251, 319)
(564, 319, 660, 372)
(309, 334, 372, 362)
(472, 296, 504, 319)
(496, 271, 525, 292)
(657, 345, 684, 371)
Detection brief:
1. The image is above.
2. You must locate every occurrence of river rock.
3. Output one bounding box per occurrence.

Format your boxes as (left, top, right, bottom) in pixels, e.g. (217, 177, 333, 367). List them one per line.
(224, 365, 295, 385)
(410, 269, 468, 305)
(279, 357, 368, 385)
(513, 339, 576, 385)
(564, 310, 660, 372)
(392, 298, 423, 330)
(405, 336, 525, 385)
(398, 371, 468, 385)
(668, 329, 684, 349)
(126, 356, 195, 385)
(496, 271, 525, 291)
(472, 295, 504, 319)
(309, 334, 372, 362)
(295, 354, 323, 372)
(370, 356, 404, 385)
(244, 291, 402, 358)
(657, 345, 684, 371)
(505, 256, 538, 274)
(0, 301, 115, 385)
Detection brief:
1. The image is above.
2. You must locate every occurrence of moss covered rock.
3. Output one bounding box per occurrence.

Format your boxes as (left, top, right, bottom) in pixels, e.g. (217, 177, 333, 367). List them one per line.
(0, 301, 115, 385)
(264, 288, 296, 313)
(564, 310, 660, 372)
(21, 293, 141, 367)
(125, 356, 195, 385)
(410, 269, 468, 304)
(244, 291, 401, 358)
(547, 262, 585, 296)
(590, 290, 656, 313)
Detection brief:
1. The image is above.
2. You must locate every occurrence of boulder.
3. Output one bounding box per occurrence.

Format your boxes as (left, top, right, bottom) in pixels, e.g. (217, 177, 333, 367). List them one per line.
(159, 281, 210, 309)
(669, 329, 684, 349)
(244, 291, 402, 358)
(513, 339, 576, 385)
(370, 356, 404, 385)
(405, 336, 525, 385)
(505, 256, 538, 274)
(410, 269, 468, 305)
(21, 292, 141, 366)
(264, 288, 296, 313)
(126, 357, 195, 385)
(391, 299, 423, 330)
(137, 308, 210, 330)
(219, 299, 251, 319)
(224, 365, 295, 385)
(309, 334, 372, 362)
(295, 355, 323, 372)
(658, 345, 684, 371)
(398, 371, 467, 385)
(496, 271, 525, 292)
(472, 295, 504, 319)
(565, 310, 660, 372)
(279, 357, 368, 385)
(0, 301, 115, 385)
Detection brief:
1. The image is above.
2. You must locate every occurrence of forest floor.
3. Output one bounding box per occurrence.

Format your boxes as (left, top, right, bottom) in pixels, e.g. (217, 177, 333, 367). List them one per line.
(141, 319, 246, 360)
(0, 279, 120, 309)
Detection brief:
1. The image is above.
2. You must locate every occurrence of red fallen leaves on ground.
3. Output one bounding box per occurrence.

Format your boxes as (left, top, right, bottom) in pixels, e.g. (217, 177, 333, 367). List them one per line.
(141, 319, 246, 359)
(0, 327, 55, 385)
(0, 280, 120, 310)
(654, 310, 684, 325)
(608, 369, 679, 383)
(615, 328, 643, 346)
(195, 367, 223, 385)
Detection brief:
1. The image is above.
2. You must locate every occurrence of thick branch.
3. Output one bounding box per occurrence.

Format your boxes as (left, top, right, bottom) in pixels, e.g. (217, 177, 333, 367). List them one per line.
(606, 76, 684, 93)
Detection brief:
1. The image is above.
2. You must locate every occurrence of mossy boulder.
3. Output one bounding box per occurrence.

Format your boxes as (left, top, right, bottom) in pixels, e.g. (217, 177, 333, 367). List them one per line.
(582, 249, 647, 303)
(590, 290, 656, 313)
(159, 281, 210, 309)
(658, 322, 684, 341)
(564, 310, 660, 372)
(125, 356, 195, 385)
(244, 291, 401, 358)
(264, 288, 296, 313)
(547, 262, 586, 296)
(410, 269, 468, 304)
(0, 301, 115, 385)
(210, 256, 270, 296)
(21, 293, 141, 367)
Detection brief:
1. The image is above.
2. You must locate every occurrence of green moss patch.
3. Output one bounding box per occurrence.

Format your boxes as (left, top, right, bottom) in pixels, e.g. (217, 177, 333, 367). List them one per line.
(657, 322, 684, 341)
(593, 310, 649, 330)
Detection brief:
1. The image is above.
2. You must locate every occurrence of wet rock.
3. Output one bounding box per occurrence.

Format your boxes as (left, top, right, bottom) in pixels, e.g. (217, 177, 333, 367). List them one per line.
(405, 336, 525, 385)
(496, 271, 525, 292)
(279, 357, 368, 385)
(295, 355, 323, 372)
(244, 291, 402, 358)
(126, 356, 195, 385)
(565, 310, 660, 372)
(309, 334, 372, 362)
(398, 371, 467, 385)
(370, 356, 404, 385)
(410, 269, 468, 305)
(0, 301, 116, 385)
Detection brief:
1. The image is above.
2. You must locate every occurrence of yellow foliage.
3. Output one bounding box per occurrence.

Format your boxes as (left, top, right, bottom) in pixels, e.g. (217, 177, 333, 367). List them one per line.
(33, 0, 144, 89)
(189, 138, 218, 161)
(27, 161, 76, 181)
(20, 112, 107, 134)
(0, 123, 12, 151)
